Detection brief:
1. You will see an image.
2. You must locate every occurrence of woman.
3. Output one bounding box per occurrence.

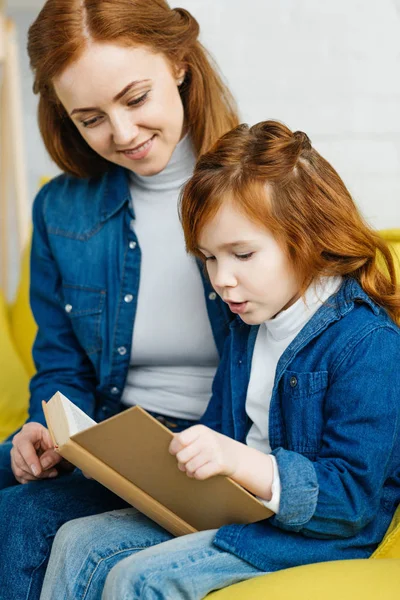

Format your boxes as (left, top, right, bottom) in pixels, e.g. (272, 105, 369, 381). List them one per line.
(0, 1, 238, 598)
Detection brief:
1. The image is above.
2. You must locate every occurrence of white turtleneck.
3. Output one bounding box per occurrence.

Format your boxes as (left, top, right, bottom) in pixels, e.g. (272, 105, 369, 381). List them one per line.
(121, 135, 220, 420)
(246, 276, 342, 512)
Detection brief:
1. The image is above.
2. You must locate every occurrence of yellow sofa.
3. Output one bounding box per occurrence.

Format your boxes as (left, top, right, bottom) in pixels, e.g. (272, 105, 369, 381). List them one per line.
(1, 230, 400, 598)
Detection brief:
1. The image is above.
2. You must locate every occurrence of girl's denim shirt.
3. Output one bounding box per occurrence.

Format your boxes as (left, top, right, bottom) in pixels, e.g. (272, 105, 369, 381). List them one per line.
(28, 167, 232, 425)
(200, 278, 400, 572)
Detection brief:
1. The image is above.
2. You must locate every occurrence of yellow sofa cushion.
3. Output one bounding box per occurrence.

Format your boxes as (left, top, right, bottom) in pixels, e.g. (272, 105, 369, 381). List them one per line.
(372, 504, 400, 559)
(209, 558, 400, 600)
(0, 291, 29, 441)
(9, 238, 37, 378)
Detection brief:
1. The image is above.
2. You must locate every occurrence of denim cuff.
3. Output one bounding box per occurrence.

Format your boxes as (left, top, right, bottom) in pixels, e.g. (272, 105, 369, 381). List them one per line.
(271, 447, 319, 530)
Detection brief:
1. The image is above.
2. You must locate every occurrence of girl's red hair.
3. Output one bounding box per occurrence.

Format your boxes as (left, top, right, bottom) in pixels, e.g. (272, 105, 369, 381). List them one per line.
(28, 0, 239, 178)
(180, 121, 400, 324)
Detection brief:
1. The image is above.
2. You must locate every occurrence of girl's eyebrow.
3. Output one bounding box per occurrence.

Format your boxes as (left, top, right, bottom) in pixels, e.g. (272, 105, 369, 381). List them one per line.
(69, 79, 151, 116)
(198, 240, 256, 253)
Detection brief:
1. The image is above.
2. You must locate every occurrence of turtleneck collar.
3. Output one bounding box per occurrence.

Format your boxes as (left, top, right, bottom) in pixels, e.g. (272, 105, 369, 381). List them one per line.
(264, 276, 342, 342)
(129, 134, 196, 192)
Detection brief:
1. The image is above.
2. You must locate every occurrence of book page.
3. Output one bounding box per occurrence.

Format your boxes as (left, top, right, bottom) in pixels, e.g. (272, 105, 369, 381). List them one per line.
(60, 395, 96, 436)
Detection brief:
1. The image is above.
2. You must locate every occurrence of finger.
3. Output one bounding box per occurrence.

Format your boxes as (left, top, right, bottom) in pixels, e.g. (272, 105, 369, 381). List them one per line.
(38, 468, 59, 480)
(39, 449, 62, 471)
(184, 453, 210, 478)
(169, 435, 186, 456)
(177, 425, 205, 447)
(11, 446, 37, 479)
(16, 438, 43, 477)
(192, 461, 221, 481)
(175, 439, 205, 465)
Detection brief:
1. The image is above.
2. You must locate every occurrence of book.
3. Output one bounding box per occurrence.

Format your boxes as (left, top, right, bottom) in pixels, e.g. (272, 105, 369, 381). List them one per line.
(43, 392, 272, 537)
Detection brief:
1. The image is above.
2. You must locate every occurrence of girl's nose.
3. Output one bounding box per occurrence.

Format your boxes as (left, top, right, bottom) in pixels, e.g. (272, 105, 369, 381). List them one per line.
(212, 264, 237, 290)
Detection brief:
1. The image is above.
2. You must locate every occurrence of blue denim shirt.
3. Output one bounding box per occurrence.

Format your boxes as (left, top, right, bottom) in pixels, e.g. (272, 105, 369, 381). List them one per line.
(201, 279, 400, 572)
(28, 167, 232, 426)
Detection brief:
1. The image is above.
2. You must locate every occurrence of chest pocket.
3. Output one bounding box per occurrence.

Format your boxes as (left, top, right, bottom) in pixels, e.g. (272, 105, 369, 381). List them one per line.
(61, 284, 106, 355)
(280, 370, 328, 455)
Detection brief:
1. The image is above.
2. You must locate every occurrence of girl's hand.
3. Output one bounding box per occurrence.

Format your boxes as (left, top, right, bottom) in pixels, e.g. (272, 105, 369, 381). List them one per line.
(169, 425, 241, 480)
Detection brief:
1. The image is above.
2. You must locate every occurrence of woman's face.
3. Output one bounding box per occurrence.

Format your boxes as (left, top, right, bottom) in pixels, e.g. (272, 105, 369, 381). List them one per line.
(53, 43, 185, 176)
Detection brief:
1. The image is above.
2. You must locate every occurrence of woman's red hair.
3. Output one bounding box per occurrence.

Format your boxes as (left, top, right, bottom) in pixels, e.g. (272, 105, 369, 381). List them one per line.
(28, 0, 239, 178)
(180, 120, 400, 324)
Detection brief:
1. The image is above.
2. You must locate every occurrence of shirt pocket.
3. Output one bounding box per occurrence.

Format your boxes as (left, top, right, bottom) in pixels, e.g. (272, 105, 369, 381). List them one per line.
(61, 284, 106, 355)
(280, 370, 328, 455)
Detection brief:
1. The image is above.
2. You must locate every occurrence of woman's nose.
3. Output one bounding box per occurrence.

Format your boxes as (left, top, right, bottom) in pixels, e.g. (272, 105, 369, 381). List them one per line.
(111, 114, 139, 147)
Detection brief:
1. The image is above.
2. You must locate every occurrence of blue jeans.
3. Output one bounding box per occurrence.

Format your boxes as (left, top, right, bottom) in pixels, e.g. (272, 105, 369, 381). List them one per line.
(0, 414, 196, 600)
(40, 509, 264, 600)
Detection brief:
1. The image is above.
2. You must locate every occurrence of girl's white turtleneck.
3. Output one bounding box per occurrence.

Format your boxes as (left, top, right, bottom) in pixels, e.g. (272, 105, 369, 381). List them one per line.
(121, 135, 220, 420)
(246, 276, 342, 512)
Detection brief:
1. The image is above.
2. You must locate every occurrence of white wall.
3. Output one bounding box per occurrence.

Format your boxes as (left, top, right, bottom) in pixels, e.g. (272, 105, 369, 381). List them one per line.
(7, 0, 400, 229)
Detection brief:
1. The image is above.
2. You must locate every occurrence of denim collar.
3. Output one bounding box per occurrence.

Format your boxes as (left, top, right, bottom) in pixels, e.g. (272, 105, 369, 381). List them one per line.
(230, 278, 379, 333)
(99, 166, 133, 223)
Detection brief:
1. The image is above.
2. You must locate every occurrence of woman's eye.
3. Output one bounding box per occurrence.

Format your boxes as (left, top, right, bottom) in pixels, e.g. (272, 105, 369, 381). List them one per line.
(236, 252, 254, 260)
(127, 91, 149, 107)
(82, 116, 103, 128)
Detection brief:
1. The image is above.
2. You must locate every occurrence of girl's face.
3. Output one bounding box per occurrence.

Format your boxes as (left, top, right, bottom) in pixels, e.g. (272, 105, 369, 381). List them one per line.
(53, 43, 185, 176)
(198, 201, 301, 325)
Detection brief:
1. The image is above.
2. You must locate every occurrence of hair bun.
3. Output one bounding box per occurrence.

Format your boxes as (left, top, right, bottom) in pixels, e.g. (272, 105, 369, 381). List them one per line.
(293, 130, 312, 150)
(172, 7, 199, 42)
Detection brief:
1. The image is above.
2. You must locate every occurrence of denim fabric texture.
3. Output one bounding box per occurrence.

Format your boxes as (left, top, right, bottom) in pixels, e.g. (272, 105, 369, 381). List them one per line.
(27, 167, 232, 426)
(39, 511, 262, 600)
(200, 278, 400, 572)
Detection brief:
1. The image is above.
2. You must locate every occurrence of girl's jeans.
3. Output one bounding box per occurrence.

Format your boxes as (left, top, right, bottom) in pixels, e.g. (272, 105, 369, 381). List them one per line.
(39, 509, 264, 600)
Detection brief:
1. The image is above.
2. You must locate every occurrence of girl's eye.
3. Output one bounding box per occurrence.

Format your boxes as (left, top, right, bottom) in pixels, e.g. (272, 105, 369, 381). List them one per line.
(236, 252, 254, 260)
(127, 91, 149, 107)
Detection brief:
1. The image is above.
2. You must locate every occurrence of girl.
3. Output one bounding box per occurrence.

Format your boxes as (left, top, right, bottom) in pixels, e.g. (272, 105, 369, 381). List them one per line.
(40, 120, 400, 599)
(0, 1, 239, 598)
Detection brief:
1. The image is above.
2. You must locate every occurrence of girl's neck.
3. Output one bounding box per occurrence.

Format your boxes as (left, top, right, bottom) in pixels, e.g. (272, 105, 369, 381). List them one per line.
(264, 276, 342, 341)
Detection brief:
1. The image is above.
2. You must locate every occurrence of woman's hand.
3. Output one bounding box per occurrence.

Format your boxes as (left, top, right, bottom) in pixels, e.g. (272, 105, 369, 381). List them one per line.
(11, 422, 73, 484)
(169, 424, 241, 480)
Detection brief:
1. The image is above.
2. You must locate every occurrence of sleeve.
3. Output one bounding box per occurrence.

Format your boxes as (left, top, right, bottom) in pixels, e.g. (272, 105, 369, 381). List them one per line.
(27, 183, 97, 426)
(199, 334, 233, 434)
(270, 326, 400, 538)
(258, 454, 281, 513)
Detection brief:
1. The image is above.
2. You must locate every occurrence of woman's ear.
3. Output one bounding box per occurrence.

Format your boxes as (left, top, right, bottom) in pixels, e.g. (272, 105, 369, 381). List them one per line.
(175, 66, 186, 86)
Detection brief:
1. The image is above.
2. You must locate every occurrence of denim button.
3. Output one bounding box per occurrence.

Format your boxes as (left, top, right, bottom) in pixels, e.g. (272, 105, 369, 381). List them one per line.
(290, 376, 298, 388)
(129, 241, 137, 249)
(208, 292, 217, 300)
(124, 294, 133, 303)
(65, 304, 73, 313)
(111, 386, 119, 395)
(118, 346, 127, 356)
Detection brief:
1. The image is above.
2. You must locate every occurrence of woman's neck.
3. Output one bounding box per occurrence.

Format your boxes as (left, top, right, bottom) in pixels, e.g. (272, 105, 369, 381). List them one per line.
(130, 134, 196, 193)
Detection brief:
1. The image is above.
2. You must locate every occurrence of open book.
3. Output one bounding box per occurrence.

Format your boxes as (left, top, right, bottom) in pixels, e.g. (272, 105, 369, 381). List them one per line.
(43, 392, 272, 537)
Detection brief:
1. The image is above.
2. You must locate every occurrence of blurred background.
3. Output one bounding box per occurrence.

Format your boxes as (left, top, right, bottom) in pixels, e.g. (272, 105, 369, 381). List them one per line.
(3, 0, 400, 296)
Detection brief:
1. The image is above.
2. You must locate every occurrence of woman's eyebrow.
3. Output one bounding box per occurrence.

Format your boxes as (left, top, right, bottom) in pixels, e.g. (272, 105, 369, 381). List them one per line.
(70, 79, 151, 116)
